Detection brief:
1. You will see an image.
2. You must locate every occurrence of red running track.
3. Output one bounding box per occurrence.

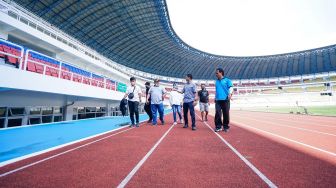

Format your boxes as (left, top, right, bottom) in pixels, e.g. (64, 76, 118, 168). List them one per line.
(230, 111, 336, 165)
(0, 111, 335, 187)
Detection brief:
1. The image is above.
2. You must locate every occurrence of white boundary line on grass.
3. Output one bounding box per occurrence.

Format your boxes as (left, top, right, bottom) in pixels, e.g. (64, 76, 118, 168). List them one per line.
(0, 127, 133, 178)
(196, 114, 277, 188)
(117, 123, 175, 188)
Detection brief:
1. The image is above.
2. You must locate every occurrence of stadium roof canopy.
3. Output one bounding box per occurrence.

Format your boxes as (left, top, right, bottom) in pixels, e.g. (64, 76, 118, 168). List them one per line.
(13, 0, 336, 79)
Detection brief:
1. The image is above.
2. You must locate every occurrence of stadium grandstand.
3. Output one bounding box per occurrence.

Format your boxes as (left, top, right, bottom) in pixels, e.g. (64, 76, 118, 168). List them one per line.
(0, 0, 335, 187)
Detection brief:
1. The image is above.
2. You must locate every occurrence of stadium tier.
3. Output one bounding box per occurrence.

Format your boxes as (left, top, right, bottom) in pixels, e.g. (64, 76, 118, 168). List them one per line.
(7, 0, 336, 79)
(0, 0, 335, 128)
(0, 39, 125, 92)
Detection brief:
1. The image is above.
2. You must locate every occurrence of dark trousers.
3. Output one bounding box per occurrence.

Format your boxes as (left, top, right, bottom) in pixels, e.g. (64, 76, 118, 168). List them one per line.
(183, 102, 196, 127)
(215, 100, 230, 129)
(128, 101, 139, 124)
(144, 103, 152, 120)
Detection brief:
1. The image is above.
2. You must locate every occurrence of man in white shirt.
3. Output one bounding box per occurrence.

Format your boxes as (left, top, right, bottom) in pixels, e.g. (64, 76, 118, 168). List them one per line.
(147, 79, 166, 126)
(124, 77, 142, 127)
(169, 84, 183, 125)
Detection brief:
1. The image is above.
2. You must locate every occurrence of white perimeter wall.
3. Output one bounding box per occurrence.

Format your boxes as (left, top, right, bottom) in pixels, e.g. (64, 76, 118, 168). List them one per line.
(230, 93, 336, 109)
(0, 65, 125, 101)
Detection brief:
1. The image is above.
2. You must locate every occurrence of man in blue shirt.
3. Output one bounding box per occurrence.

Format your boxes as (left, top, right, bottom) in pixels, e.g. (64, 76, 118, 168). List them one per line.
(215, 68, 233, 132)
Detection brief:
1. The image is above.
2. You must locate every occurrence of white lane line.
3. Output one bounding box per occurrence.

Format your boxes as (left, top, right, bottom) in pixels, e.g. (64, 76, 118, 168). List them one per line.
(117, 123, 175, 188)
(196, 114, 277, 188)
(231, 114, 336, 128)
(232, 120, 336, 157)
(236, 116, 336, 137)
(0, 127, 134, 178)
(0, 125, 130, 168)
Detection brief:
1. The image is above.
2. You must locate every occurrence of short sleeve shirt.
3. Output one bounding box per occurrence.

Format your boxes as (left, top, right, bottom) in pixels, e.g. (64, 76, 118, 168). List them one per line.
(198, 89, 209, 103)
(126, 86, 142, 102)
(182, 82, 197, 103)
(148, 86, 166, 104)
(215, 77, 233, 100)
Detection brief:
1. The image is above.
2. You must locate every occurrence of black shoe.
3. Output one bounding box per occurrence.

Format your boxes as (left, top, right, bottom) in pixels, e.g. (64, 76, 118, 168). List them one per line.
(147, 120, 152, 123)
(183, 125, 188, 128)
(192, 127, 196, 131)
(215, 128, 222, 132)
(223, 128, 229, 132)
(161, 121, 165, 125)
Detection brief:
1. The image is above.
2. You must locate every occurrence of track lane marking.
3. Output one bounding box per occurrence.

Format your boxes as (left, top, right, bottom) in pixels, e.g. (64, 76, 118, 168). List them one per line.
(0, 127, 134, 178)
(117, 123, 175, 188)
(196, 114, 277, 188)
(231, 113, 336, 128)
(235, 115, 336, 137)
(232, 120, 336, 157)
(0, 125, 130, 167)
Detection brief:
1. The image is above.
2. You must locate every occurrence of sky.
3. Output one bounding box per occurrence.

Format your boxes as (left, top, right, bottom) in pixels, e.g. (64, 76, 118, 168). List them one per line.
(166, 0, 336, 56)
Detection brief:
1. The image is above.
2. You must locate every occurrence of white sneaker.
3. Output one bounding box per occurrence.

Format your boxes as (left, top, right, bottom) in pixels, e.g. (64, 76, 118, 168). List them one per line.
(180, 119, 184, 124)
(173, 122, 177, 125)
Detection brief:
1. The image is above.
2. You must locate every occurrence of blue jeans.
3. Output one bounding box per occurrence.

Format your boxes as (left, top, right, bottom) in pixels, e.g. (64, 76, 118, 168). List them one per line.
(151, 103, 164, 125)
(183, 102, 196, 127)
(172, 105, 182, 122)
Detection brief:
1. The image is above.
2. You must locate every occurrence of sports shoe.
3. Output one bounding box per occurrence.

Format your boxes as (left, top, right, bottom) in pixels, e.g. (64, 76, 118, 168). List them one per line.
(130, 124, 135, 128)
(183, 125, 188, 128)
(135, 123, 140, 127)
(173, 122, 177, 125)
(161, 121, 165, 125)
(180, 119, 184, 124)
(147, 120, 152, 123)
(215, 128, 222, 132)
(192, 126, 196, 131)
(223, 128, 229, 132)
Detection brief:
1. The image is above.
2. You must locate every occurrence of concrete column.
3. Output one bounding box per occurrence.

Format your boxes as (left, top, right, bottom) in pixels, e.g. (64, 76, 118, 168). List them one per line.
(64, 105, 74, 121)
(21, 107, 30, 126)
(62, 98, 74, 121)
(106, 102, 112, 117)
(0, 29, 9, 40)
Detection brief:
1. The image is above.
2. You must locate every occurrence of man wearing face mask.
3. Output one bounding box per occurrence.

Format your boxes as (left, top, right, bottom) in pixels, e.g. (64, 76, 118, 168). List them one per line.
(124, 77, 142, 127)
(144, 82, 153, 123)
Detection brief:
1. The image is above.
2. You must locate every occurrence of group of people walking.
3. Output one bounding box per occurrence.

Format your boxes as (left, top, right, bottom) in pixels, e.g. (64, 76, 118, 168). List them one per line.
(123, 68, 233, 132)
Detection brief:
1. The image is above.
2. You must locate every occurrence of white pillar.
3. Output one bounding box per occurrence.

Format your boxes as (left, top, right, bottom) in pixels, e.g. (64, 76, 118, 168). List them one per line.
(0, 29, 9, 40)
(106, 102, 112, 117)
(21, 107, 30, 126)
(63, 99, 74, 121)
